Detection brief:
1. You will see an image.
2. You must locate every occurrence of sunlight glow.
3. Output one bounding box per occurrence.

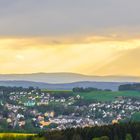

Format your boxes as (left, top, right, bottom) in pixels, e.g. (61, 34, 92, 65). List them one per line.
(0, 36, 140, 75)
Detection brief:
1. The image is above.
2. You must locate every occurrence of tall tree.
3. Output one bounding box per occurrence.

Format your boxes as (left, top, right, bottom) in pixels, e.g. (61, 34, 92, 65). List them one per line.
(100, 136, 109, 140)
(72, 134, 82, 140)
(135, 133, 140, 140)
(125, 134, 132, 140)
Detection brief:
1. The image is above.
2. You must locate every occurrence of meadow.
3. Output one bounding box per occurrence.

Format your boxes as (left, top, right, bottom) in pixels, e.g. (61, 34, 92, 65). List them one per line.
(44, 89, 140, 102)
(0, 133, 36, 140)
(75, 90, 140, 101)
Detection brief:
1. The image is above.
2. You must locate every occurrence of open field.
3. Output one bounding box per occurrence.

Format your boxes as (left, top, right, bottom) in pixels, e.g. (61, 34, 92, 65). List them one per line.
(46, 90, 140, 102)
(43, 90, 73, 94)
(0, 133, 36, 140)
(0, 133, 36, 137)
(43, 89, 140, 102)
(75, 91, 140, 101)
(131, 112, 140, 122)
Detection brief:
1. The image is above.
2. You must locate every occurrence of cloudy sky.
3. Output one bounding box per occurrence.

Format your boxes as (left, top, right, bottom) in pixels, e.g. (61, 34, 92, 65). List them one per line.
(0, 0, 140, 75)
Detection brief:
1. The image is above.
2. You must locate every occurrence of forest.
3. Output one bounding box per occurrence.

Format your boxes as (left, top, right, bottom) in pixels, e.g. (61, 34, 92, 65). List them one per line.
(119, 83, 140, 91)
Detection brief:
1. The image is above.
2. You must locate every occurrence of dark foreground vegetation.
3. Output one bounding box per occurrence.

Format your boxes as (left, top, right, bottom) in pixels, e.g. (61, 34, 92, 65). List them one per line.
(1, 122, 140, 140)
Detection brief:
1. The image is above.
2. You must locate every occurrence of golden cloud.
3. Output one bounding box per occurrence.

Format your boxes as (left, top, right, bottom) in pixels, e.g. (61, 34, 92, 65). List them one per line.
(0, 35, 140, 75)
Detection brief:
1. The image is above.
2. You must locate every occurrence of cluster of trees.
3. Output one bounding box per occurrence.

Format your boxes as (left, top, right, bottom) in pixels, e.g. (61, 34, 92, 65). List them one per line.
(92, 134, 133, 140)
(0, 86, 38, 94)
(50, 91, 74, 99)
(119, 83, 140, 91)
(40, 122, 140, 140)
(1, 123, 140, 140)
(73, 87, 111, 93)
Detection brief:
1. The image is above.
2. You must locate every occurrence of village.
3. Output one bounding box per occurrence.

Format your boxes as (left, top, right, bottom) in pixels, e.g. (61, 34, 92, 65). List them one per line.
(0, 87, 140, 131)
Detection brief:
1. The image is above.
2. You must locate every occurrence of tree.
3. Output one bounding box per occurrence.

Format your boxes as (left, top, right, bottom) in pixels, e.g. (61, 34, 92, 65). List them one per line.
(100, 136, 109, 140)
(114, 135, 119, 140)
(92, 138, 100, 140)
(72, 134, 82, 140)
(125, 134, 132, 140)
(135, 133, 140, 140)
(33, 137, 45, 140)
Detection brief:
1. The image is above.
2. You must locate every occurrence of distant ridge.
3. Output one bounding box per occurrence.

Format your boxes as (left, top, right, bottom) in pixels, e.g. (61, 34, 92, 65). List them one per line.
(0, 72, 140, 83)
(0, 80, 129, 91)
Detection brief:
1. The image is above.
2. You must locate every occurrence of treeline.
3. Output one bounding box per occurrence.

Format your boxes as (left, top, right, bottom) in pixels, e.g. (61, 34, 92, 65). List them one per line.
(73, 87, 111, 93)
(1, 123, 140, 140)
(40, 122, 140, 140)
(0, 86, 41, 94)
(50, 92, 73, 99)
(119, 83, 140, 91)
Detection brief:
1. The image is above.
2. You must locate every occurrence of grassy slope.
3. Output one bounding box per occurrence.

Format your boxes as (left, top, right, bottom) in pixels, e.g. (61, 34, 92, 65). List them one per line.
(44, 90, 140, 102)
(131, 112, 140, 122)
(75, 91, 140, 101)
(0, 133, 36, 137)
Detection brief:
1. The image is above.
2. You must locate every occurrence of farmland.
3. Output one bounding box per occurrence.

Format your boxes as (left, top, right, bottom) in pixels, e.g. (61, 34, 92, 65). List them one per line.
(45, 89, 140, 102)
(0, 133, 35, 137)
(74, 90, 140, 101)
(0, 133, 36, 140)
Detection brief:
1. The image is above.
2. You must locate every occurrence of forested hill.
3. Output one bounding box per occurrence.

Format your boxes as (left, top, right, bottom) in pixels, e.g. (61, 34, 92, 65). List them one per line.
(0, 80, 127, 91)
(0, 73, 140, 83)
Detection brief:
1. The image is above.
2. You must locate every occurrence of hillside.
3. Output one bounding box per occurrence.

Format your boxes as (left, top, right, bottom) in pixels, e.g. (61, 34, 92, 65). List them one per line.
(75, 90, 140, 101)
(0, 73, 140, 83)
(0, 81, 126, 91)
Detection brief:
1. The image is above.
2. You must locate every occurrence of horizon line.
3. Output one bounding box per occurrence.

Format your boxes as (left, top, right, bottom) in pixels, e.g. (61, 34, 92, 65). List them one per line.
(0, 72, 140, 77)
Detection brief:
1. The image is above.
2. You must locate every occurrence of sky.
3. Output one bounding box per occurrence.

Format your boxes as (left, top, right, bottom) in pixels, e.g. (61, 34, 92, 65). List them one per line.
(0, 0, 140, 75)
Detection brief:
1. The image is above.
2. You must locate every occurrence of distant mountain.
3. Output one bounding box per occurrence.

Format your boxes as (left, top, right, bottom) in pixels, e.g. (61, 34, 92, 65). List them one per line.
(0, 72, 140, 83)
(0, 80, 130, 91)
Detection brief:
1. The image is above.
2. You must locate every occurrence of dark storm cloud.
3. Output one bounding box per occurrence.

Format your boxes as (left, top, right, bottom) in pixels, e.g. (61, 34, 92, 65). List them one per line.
(0, 0, 140, 36)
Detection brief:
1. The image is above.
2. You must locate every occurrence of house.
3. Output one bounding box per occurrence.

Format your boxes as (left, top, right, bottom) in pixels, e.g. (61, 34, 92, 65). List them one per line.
(112, 119, 118, 124)
(24, 100, 36, 107)
(40, 121, 51, 127)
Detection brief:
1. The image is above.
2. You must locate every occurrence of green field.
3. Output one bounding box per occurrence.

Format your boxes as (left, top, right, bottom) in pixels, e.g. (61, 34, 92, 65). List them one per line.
(75, 91, 140, 101)
(131, 112, 140, 122)
(0, 133, 35, 136)
(43, 90, 73, 94)
(0, 133, 36, 138)
(45, 89, 140, 102)
(0, 133, 36, 140)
